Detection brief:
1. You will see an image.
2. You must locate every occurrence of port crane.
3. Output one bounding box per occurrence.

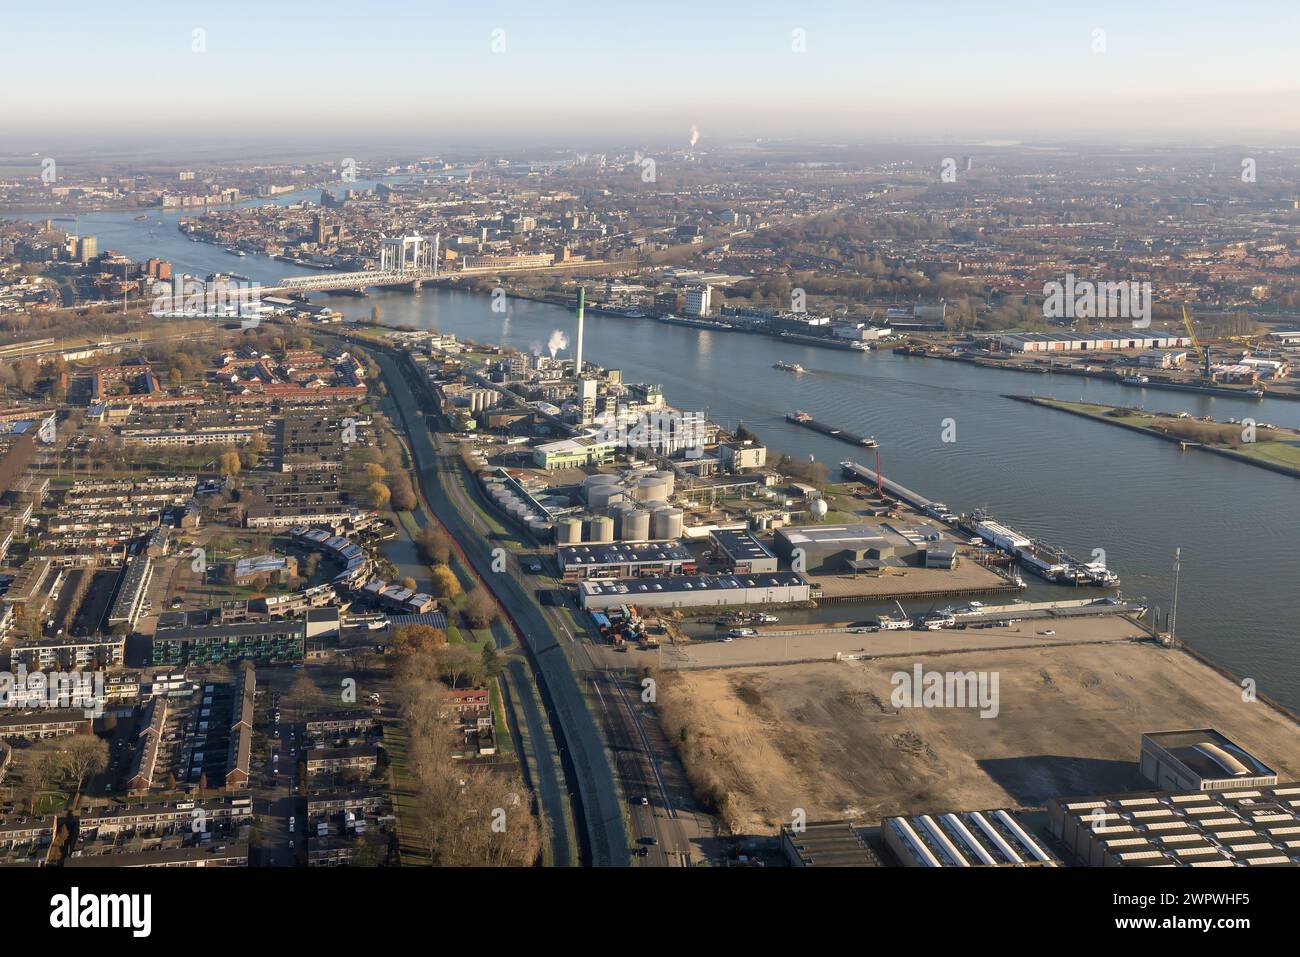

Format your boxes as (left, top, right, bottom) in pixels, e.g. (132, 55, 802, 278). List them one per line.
(1181, 304, 1212, 381)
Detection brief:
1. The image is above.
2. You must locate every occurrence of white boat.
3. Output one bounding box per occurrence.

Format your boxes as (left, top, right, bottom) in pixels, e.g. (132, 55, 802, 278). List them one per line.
(876, 614, 913, 631)
(773, 361, 805, 373)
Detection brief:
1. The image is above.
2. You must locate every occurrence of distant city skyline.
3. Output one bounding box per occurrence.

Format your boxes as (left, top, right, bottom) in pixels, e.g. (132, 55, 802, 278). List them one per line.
(3, 1, 1300, 147)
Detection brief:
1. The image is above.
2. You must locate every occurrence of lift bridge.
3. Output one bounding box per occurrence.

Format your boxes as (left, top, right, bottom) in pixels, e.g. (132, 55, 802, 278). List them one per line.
(272, 267, 438, 293)
(273, 232, 439, 293)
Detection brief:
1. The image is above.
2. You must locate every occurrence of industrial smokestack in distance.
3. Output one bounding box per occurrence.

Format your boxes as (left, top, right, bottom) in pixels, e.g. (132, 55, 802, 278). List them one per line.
(575, 286, 585, 374)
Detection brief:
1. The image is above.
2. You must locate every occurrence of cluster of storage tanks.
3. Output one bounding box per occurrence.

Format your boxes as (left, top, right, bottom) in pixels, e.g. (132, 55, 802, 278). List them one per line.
(485, 478, 554, 540)
(553, 471, 684, 544)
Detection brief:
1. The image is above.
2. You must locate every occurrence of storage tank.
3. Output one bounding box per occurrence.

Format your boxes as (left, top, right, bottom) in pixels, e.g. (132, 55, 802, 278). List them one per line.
(557, 518, 583, 544)
(582, 473, 620, 500)
(620, 508, 651, 542)
(633, 476, 670, 502)
(651, 507, 683, 540)
(650, 470, 676, 497)
(586, 484, 625, 510)
(587, 514, 615, 543)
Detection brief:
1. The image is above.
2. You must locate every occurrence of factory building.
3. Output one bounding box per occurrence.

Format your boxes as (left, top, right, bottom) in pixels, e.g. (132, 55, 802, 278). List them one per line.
(557, 542, 695, 581)
(531, 436, 617, 470)
(578, 571, 808, 610)
(1140, 729, 1278, 792)
(710, 529, 779, 574)
(884, 809, 1058, 867)
(718, 441, 767, 472)
(1048, 782, 1300, 867)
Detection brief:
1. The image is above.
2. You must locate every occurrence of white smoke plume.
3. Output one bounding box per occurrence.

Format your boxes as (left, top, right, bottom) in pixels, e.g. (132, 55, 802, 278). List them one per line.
(547, 329, 569, 358)
(689, 125, 700, 148)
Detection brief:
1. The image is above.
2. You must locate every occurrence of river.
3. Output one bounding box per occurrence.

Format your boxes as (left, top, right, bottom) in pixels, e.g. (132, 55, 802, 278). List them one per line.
(15, 209, 1300, 709)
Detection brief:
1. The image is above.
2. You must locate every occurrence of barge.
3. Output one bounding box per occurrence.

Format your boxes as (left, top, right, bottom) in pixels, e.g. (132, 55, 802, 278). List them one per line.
(787, 411, 877, 447)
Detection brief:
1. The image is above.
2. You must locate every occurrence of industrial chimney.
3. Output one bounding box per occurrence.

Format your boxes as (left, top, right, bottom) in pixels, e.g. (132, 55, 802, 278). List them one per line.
(575, 286, 585, 374)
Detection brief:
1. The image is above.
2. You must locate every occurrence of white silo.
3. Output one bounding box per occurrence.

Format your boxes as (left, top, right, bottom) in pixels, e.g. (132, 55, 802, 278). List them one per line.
(621, 508, 651, 542)
(587, 484, 625, 510)
(650, 470, 676, 497)
(557, 517, 584, 544)
(588, 514, 615, 543)
(651, 507, 684, 540)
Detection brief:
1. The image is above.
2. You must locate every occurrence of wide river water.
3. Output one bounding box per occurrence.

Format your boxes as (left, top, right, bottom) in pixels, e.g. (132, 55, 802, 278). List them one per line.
(19, 203, 1300, 709)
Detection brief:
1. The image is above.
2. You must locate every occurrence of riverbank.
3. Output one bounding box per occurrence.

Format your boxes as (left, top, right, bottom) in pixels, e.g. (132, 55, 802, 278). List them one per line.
(896, 345, 1288, 401)
(1007, 394, 1300, 480)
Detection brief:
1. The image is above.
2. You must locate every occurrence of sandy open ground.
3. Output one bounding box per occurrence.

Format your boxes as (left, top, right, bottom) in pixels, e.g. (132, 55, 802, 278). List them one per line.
(656, 639, 1300, 836)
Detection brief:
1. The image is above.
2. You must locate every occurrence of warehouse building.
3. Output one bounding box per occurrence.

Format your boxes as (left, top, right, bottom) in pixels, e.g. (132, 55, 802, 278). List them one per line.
(1048, 782, 1300, 867)
(1140, 729, 1278, 792)
(992, 330, 1192, 353)
(558, 541, 695, 581)
(710, 529, 779, 574)
(578, 571, 809, 609)
(884, 809, 1058, 867)
(773, 523, 911, 573)
(780, 820, 880, 867)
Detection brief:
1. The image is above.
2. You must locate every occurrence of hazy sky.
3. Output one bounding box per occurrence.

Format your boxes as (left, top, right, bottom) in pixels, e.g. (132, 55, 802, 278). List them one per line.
(4, 1, 1299, 147)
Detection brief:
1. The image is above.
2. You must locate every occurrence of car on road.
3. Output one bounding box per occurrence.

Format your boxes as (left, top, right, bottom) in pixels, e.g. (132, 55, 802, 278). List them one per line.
(639, 836, 658, 846)
(726, 627, 756, 638)
(639, 797, 649, 806)
(1038, 629, 1056, 636)
(849, 626, 875, 633)
(524, 558, 543, 573)
(637, 846, 650, 857)
(719, 635, 733, 642)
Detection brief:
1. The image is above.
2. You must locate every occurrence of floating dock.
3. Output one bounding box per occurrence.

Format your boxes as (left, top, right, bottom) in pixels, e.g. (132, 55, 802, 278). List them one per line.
(787, 412, 877, 447)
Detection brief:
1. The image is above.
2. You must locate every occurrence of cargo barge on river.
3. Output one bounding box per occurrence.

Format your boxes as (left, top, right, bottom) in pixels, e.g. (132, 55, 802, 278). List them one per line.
(787, 411, 877, 447)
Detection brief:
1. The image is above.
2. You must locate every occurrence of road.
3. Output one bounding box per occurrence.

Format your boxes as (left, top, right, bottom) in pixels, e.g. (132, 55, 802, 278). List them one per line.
(369, 345, 630, 867)
(253, 687, 302, 867)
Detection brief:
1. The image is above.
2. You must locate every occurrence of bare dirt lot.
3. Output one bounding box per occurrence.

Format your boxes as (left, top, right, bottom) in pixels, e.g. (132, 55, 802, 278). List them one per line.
(656, 641, 1300, 836)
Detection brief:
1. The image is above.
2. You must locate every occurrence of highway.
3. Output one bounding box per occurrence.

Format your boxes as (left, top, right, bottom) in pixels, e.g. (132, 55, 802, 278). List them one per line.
(369, 345, 631, 867)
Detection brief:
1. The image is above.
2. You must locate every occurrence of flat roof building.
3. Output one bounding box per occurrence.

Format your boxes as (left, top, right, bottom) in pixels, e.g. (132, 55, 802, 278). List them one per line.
(153, 613, 306, 665)
(711, 529, 779, 574)
(773, 523, 907, 573)
(557, 541, 695, 581)
(780, 820, 880, 867)
(578, 571, 808, 610)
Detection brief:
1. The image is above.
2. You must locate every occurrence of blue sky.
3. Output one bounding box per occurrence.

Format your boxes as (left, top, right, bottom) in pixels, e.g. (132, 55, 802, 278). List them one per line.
(4, 1, 1299, 145)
